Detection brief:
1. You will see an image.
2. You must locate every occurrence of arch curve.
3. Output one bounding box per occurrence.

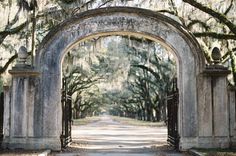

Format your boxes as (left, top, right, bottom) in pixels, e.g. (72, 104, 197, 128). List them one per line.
(35, 7, 206, 150)
(36, 7, 205, 68)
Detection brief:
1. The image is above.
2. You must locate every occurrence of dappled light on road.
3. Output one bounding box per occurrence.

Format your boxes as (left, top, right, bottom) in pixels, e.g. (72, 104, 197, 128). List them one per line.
(56, 115, 189, 155)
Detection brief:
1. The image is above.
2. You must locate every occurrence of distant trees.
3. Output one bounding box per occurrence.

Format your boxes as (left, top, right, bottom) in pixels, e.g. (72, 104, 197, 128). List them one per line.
(62, 36, 175, 121)
(63, 40, 106, 119)
(106, 36, 176, 122)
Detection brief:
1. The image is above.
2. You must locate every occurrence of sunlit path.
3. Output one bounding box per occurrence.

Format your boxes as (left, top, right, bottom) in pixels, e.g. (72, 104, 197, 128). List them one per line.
(73, 115, 167, 152)
(55, 115, 189, 156)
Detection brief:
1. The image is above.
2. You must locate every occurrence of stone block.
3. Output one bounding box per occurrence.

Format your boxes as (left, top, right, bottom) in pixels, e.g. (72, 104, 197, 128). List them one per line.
(198, 76, 212, 136)
(213, 77, 229, 137)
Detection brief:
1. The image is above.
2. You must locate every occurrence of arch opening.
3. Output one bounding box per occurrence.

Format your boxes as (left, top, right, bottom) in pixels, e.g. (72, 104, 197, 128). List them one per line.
(61, 34, 177, 151)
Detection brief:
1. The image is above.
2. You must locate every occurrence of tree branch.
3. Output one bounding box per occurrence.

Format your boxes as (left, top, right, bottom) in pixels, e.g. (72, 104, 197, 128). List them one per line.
(0, 21, 28, 45)
(0, 54, 17, 75)
(98, 0, 114, 8)
(193, 32, 236, 40)
(224, 0, 233, 15)
(132, 64, 160, 81)
(221, 47, 236, 63)
(187, 20, 210, 30)
(71, 0, 96, 15)
(0, 52, 31, 75)
(5, 6, 21, 30)
(157, 10, 176, 15)
(183, 0, 236, 34)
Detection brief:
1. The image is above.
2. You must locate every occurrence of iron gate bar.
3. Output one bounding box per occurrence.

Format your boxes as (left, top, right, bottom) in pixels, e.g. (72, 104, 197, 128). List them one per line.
(167, 78, 180, 149)
(61, 77, 72, 148)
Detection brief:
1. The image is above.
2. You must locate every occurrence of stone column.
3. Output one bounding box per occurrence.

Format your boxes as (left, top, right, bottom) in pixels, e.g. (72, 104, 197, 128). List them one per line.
(198, 47, 231, 148)
(2, 46, 40, 149)
(228, 86, 236, 147)
(2, 67, 39, 149)
(3, 86, 10, 138)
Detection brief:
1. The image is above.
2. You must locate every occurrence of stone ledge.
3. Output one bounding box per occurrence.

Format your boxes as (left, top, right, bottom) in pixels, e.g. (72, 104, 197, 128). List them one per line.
(202, 65, 231, 77)
(9, 65, 40, 77)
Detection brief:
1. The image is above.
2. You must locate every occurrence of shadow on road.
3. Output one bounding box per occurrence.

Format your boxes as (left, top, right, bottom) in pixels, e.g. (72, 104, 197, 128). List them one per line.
(54, 116, 190, 156)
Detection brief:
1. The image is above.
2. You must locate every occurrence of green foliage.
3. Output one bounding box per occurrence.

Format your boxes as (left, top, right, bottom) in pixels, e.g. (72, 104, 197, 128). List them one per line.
(111, 116, 165, 127)
(63, 35, 176, 121)
(106, 36, 176, 121)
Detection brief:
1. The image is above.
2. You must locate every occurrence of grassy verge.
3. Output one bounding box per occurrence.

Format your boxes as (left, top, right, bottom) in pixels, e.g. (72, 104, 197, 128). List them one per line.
(111, 115, 166, 127)
(192, 148, 236, 156)
(72, 116, 101, 126)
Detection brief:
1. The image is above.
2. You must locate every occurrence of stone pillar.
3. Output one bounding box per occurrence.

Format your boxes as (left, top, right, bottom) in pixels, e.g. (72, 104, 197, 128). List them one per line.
(228, 86, 236, 147)
(2, 46, 40, 149)
(198, 47, 231, 148)
(2, 67, 39, 149)
(3, 86, 10, 138)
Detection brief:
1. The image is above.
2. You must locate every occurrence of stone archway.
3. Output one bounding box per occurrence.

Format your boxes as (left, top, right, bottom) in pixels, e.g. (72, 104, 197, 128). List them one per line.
(3, 7, 232, 151)
(36, 7, 205, 150)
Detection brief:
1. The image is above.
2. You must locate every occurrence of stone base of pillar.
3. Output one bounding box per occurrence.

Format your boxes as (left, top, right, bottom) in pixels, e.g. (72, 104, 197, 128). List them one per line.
(198, 137, 230, 149)
(2, 137, 61, 151)
(229, 137, 236, 148)
(180, 137, 230, 150)
(179, 137, 198, 150)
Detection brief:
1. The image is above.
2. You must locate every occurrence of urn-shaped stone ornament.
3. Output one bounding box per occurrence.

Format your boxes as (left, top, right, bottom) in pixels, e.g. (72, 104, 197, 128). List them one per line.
(18, 46, 28, 65)
(211, 47, 221, 64)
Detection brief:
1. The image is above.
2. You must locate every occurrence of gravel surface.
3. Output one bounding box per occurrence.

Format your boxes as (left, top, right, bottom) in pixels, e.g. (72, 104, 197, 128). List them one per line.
(51, 115, 191, 156)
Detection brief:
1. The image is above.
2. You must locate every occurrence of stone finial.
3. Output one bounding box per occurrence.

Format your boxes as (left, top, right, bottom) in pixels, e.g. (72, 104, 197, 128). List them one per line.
(17, 46, 28, 65)
(203, 46, 230, 77)
(211, 47, 221, 64)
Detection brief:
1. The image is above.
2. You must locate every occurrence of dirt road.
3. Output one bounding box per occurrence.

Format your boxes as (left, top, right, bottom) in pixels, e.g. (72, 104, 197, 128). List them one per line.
(56, 115, 189, 156)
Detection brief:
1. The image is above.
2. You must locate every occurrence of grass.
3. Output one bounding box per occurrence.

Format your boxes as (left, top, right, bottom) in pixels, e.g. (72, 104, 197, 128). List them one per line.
(72, 115, 166, 127)
(193, 148, 236, 156)
(110, 115, 166, 127)
(72, 116, 101, 126)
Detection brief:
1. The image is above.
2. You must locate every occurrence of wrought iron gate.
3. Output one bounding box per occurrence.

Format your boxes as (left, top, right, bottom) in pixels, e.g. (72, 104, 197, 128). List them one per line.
(167, 78, 179, 149)
(61, 77, 72, 148)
